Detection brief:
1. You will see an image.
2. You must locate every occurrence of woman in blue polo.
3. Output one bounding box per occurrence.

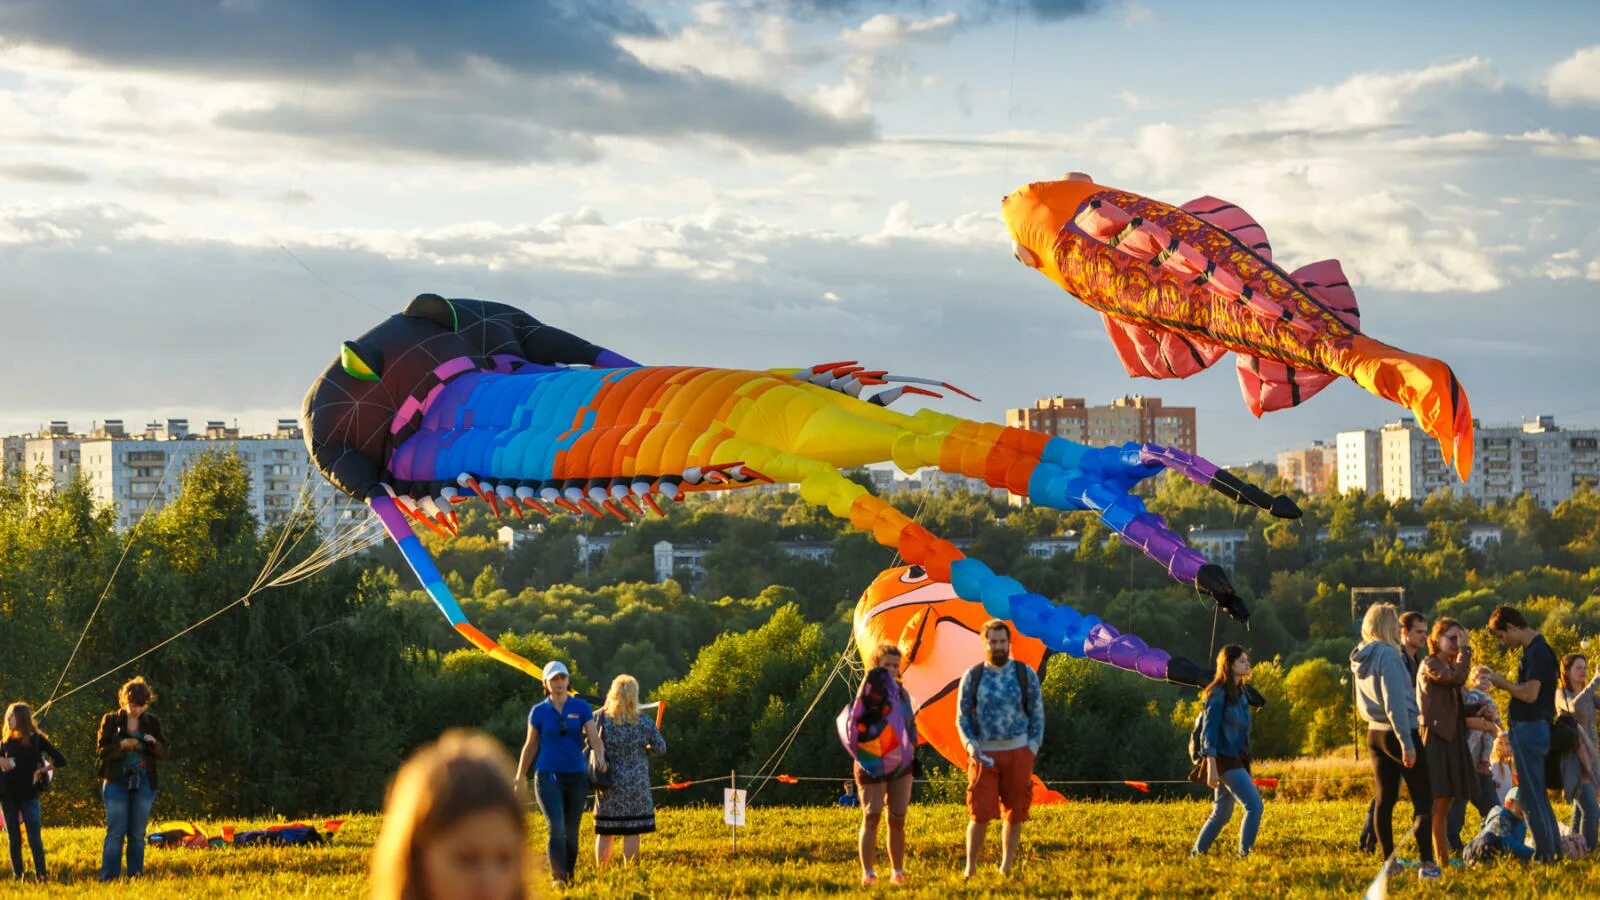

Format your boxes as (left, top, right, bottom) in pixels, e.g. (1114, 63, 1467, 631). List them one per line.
(515, 661, 606, 886)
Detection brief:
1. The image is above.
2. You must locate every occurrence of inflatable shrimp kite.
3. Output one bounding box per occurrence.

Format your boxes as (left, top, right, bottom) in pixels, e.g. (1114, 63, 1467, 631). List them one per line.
(1003, 173, 1474, 480)
(303, 296, 1299, 678)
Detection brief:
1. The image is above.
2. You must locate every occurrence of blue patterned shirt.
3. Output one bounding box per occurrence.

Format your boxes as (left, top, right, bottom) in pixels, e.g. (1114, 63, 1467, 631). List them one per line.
(956, 660, 1045, 755)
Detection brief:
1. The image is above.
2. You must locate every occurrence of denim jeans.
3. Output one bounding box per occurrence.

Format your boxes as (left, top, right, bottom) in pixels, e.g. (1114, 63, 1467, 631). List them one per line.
(534, 770, 587, 882)
(2, 796, 45, 878)
(1508, 720, 1560, 861)
(100, 780, 157, 880)
(1572, 781, 1599, 852)
(1192, 767, 1263, 857)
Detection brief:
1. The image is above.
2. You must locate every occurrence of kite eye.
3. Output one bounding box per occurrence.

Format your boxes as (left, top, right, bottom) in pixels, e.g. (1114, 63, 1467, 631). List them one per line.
(1065, 171, 1093, 182)
(1012, 240, 1042, 269)
(341, 341, 382, 381)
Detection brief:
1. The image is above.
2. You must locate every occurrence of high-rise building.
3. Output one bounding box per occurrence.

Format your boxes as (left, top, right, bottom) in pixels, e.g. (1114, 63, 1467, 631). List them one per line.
(1336, 429, 1383, 494)
(1006, 395, 1196, 453)
(1474, 416, 1599, 508)
(1337, 415, 1598, 508)
(8, 416, 370, 534)
(1276, 441, 1337, 496)
(23, 421, 82, 488)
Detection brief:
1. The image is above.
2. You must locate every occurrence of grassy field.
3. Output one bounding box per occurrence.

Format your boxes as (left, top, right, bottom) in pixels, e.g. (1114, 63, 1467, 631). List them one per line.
(7, 800, 1599, 897)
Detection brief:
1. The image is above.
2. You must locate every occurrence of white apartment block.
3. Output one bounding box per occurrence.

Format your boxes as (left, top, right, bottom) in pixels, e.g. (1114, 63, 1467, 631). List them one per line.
(13, 417, 372, 535)
(1335, 416, 1599, 509)
(1380, 418, 1461, 503)
(1336, 429, 1383, 494)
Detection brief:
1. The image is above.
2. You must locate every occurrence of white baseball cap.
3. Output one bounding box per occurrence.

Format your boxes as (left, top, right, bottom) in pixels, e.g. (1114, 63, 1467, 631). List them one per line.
(542, 660, 570, 681)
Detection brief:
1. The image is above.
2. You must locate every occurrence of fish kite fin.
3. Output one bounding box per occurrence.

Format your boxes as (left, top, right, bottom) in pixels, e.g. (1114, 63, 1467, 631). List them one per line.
(1290, 259, 1362, 330)
(1102, 314, 1228, 380)
(1235, 355, 1338, 415)
(1181, 196, 1273, 262)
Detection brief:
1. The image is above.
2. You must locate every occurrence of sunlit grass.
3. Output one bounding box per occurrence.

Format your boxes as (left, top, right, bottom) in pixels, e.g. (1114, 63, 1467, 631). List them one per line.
(9, 800, 1599, 896)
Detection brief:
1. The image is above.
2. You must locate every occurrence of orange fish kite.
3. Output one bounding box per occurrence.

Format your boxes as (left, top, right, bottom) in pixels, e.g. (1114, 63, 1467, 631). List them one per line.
(1003, 173, 1474, 480)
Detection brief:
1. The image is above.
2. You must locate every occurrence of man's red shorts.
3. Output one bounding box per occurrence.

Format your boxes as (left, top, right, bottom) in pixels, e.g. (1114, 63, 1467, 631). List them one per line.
(966, 746, 1035, 824)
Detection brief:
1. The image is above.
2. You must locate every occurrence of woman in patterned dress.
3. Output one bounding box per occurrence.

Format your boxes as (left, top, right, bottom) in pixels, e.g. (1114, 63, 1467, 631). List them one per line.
(593, 675, 667, 867)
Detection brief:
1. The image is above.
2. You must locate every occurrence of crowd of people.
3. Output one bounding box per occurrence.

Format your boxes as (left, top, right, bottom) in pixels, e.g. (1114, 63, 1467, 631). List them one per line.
(2, 603, 1597, 893)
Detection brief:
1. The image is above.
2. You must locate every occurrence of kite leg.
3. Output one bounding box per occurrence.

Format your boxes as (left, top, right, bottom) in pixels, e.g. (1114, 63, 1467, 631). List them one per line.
(885, 412, 1296, 621)
(370, 495, 544, 678)
(785, 464, 1190, 684)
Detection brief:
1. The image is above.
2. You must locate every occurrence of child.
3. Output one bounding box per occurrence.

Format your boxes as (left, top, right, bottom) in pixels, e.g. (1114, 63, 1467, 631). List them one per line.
(1488, 731, 1515, 804)
(369, 730, 528, 900)
(1462, 787, 1534, 864)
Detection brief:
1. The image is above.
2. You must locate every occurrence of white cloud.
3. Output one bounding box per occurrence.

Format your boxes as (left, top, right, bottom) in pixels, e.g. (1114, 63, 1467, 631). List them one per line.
(1546, 44, 1600, 106)
(840, 13, 961, 51)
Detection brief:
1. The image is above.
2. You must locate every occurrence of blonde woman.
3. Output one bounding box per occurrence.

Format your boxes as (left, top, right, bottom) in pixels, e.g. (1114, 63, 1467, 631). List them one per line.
(369, 730, 527, 900)
(1350, 603, 1435, 877)
(593, 675, 667, 867)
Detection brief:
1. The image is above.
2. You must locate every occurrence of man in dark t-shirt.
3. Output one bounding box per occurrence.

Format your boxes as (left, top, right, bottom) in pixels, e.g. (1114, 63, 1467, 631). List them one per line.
(1486, 605, 1562, 861)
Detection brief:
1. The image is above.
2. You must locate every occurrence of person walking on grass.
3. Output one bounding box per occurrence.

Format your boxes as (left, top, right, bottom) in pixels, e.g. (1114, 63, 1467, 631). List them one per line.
(0, 702, 65, 882)
(1190, 644, 1263, 858)
(1484, 605, 1563, 861)
(1351, 603, 1435, 878)
(1556, 652, 1600, 851)
(369, 730, 528, 900)
(957, 620, 1043, 879)
(96, 676, 166, 881)
(842, 643, 918, 886)
(593, 674, 667, 870)
(1416, 618, 1474, 878)
(513, 660, 606, 887)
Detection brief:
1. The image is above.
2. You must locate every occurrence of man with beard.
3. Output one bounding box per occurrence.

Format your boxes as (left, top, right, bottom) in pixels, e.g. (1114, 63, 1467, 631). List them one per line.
(956, 620, 1045, 878)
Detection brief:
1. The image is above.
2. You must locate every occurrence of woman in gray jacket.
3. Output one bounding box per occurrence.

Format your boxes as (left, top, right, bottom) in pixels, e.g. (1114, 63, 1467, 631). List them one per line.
(1351, 603, 1436, 877)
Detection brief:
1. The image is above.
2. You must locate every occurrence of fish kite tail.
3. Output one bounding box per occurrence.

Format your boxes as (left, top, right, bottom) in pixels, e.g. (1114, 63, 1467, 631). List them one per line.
(1341, 334, 1475, 480)
(370, 494, 544, 679)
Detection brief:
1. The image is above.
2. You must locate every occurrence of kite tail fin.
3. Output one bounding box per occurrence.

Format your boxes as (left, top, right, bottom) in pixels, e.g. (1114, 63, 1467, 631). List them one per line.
(1341, 335, 1475, 481)
(369, 495, 544, 679)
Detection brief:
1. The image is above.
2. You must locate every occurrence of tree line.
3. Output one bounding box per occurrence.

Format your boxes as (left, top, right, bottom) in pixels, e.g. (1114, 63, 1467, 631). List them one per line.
(2, 452, 1597, 822)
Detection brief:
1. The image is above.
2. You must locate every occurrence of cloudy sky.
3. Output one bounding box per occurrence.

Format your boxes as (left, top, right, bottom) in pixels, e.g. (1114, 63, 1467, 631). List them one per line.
(1, 0, 1596, 464)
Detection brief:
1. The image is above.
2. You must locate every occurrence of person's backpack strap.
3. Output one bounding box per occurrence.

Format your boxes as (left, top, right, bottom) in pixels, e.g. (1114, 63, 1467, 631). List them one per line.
(961, 663, 985, 741)
(1012, 659, 1032, 713)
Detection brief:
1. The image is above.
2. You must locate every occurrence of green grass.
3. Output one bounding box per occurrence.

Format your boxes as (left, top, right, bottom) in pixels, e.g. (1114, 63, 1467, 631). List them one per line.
(8, 801, 1599, 897)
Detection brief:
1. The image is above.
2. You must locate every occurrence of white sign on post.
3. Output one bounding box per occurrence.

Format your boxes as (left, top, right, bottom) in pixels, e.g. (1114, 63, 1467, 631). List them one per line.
(723, 788, 747, 827)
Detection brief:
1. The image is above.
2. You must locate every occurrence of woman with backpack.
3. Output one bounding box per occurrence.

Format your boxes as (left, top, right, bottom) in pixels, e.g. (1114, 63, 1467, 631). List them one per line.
(1557, 652, 1600, 851)
(592, 674, 667, 869)
(842, 644, 918, 886)
(1190, 644, 1263, 858)
(0, 701, 66, 881)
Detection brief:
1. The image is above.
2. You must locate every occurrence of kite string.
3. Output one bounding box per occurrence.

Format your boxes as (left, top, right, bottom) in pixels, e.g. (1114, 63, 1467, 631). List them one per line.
(42, 446, 184, 716)
(38, 486, 380, 714)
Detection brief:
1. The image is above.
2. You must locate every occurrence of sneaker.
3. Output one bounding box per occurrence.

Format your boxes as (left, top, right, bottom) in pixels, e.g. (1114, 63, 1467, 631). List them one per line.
(1448, 857, 1465, 869)
(861, 872, 878, 886)
(1382, 860, 1406, 877)
(890, 871, 909, 885)
(1418, 865, 1442, 881)
(1394, 857, 1421, 870)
